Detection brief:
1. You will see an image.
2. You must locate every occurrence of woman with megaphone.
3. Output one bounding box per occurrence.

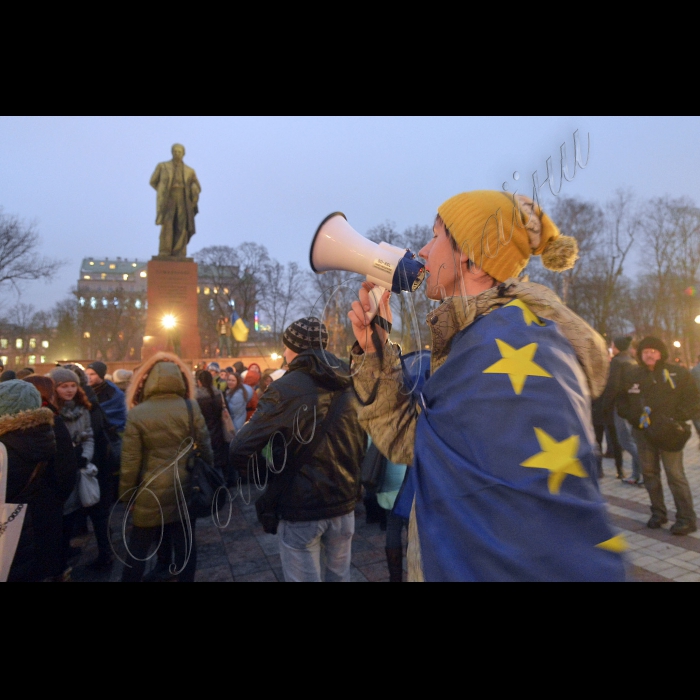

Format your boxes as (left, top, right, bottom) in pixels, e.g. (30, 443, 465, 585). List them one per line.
(345, 190, 627, 583)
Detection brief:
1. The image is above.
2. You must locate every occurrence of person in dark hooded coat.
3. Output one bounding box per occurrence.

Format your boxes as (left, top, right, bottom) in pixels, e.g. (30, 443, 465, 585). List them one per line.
(228, 317, 366, 582)
(0, 380, 57, 582)
(617, 336, 700, 535)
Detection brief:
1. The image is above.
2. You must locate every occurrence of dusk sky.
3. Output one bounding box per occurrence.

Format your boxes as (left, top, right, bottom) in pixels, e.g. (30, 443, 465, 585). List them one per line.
(2, 116, 699, 314)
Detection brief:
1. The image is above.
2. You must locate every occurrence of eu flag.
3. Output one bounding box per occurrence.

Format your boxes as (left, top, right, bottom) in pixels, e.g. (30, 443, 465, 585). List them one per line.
(394, 300, 626, 582)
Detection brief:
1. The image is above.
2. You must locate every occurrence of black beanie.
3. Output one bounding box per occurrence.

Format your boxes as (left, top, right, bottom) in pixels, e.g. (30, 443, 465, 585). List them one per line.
(87, 360, 107, 379)
(283, 317, 329, 354)
(637, 336, 668, 363)
(613, 336, 632, 352)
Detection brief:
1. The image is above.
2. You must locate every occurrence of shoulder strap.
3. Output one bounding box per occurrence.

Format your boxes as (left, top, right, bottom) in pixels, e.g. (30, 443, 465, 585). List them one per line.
(184, 398, 195, 442)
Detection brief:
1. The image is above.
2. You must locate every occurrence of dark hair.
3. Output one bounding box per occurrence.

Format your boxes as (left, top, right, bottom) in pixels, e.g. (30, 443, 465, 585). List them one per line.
(196, 369, 216, 399)
(225, 371, 245, 399)
(23, 375, 56, 406)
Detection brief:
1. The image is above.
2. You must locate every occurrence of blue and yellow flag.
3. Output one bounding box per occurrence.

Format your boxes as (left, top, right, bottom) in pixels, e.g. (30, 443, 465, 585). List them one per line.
(230, 310, 249, 342)
(394, 300, 626, 582)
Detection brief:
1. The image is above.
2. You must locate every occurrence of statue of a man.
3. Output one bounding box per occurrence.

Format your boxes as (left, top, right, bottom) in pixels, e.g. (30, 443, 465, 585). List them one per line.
(150, 143, 201, 258)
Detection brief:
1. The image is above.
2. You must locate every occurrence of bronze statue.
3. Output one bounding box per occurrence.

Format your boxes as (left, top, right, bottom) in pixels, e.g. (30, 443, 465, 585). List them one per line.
(150, 143, 202, 258)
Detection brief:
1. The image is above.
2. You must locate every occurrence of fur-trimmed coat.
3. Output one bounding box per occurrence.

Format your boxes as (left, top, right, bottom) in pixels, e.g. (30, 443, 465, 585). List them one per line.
(0, 407, 57, 582)
(120, 353, 213, 527)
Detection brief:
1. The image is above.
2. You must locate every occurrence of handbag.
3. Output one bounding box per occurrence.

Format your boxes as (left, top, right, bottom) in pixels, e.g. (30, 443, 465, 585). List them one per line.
(220, 393, 236, 443)
(184, 399, 227, 519)
(361, 441, 387, 492)
(638, 382, 693, 452)
(77, 463, 101, 507)
(645, 414, 692, 452)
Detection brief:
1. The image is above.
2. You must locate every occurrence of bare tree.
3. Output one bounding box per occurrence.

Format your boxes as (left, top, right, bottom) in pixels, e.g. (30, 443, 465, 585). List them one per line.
(75, 287, 147, 361)
(257, 261, 308, 347)
(0, 208, 67, 294)
(633, 195, 700, 364)
(194, 243, 271, 357)
(51, 298, 81, 361)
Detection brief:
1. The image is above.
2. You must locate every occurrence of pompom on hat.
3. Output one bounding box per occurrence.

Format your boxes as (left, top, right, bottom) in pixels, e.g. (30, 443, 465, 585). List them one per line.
(0, 379, 42, 417)
(437, 190, 579, 283)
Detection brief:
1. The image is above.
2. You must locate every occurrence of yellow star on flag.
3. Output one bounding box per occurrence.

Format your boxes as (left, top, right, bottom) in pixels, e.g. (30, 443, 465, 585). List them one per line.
(504, 299, 545, 326)
(483, 339, 552, 394)
(520, 427, 588, 494)
(596, 534, 628, 553)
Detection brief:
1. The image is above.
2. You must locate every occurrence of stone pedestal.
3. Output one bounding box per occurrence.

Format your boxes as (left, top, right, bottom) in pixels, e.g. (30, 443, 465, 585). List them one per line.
(141, 258, 201, 361)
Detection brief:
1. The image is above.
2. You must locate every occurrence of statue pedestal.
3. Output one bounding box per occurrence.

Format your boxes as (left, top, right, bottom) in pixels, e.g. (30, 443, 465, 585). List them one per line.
(141, 258, 201, 361)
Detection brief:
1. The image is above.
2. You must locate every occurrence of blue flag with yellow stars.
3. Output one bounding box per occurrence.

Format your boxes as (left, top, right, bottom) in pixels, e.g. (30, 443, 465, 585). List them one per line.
(394, 299, 627, 582)
(230, 310, 249, 342)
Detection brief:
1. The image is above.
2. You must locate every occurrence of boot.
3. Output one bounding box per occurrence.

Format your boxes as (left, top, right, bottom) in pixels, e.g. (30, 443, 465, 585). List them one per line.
(616, 463, 624, 479)
(385, 547, 403, 582)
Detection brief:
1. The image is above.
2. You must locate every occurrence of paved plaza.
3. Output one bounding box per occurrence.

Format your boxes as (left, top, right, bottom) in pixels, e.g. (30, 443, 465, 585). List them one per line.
(67, 432, 700, 583)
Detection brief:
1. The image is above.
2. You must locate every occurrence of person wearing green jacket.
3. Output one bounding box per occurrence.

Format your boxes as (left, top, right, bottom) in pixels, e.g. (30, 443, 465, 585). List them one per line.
(119, 352, 213, 582)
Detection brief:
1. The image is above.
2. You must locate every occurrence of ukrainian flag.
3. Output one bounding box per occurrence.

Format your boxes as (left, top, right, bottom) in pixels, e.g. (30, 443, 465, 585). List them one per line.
(231, 310, 249, 342)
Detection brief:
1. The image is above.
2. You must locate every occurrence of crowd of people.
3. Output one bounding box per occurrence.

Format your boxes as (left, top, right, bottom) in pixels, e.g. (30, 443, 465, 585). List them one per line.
(0, 355, 283, 582)
(3, 188, 700, 583)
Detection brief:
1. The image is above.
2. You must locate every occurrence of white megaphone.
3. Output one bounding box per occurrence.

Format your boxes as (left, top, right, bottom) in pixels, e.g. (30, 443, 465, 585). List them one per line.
(309, 212, 426, 322)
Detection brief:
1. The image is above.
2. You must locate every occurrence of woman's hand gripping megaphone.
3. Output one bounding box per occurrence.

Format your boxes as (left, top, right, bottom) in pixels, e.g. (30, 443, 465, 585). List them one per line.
(349, 282, 393, 354)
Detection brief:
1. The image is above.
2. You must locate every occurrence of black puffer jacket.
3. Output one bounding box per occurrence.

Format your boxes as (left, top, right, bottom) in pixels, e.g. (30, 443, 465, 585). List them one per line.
(617, 360, 700, 430)
(229, 349, 366, 521)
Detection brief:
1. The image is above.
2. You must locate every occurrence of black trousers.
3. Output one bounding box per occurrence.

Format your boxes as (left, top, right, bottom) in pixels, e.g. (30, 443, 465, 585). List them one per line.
(595, 422, 622, 470)
(120, 520, 197, 582)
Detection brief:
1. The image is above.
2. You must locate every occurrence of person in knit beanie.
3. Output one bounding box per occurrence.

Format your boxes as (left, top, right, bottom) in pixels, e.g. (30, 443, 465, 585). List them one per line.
(227, 315, 366, 582)
(347, 189, 624, 582)
(0, 380, 57, 581)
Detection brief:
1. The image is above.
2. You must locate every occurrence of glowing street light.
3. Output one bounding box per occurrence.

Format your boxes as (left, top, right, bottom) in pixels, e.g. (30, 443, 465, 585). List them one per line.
(162, 314, 177, 329)
(695, 314, 700, 324)
(270, 352, 280, 361)
(673, 340, 681, 348)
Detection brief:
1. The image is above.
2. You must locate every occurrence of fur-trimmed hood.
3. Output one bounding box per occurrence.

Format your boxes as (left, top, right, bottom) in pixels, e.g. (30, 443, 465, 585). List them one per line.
(0, 406, 54, 438)
(126, 352, 196, 410)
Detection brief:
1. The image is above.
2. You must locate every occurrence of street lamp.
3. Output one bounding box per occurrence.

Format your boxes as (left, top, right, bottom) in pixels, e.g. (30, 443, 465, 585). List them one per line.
(162, 314, 179, 354)
(270, 352, 280, 361)
(673, 340, 681, 348)
(695, 315, 700, 324)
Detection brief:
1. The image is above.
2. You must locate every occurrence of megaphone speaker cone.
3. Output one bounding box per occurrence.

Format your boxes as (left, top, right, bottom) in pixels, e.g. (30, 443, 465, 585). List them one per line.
(309, 212, 347, 273)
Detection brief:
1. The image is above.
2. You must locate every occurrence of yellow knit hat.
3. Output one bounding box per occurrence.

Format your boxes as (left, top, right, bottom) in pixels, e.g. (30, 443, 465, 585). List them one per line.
(436, 190, 578, 283)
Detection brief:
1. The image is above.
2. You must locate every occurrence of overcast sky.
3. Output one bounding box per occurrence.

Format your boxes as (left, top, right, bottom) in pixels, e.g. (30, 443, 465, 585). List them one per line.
(2, 116, 699, 313)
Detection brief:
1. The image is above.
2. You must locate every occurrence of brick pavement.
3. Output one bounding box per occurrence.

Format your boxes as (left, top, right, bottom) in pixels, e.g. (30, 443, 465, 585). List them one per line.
(66, 433, 700, 583)
(68, 486, 403, 583)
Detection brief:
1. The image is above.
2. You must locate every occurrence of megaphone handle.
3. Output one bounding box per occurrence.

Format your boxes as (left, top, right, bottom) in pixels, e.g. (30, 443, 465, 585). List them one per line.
(366, 285, 386, 323)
